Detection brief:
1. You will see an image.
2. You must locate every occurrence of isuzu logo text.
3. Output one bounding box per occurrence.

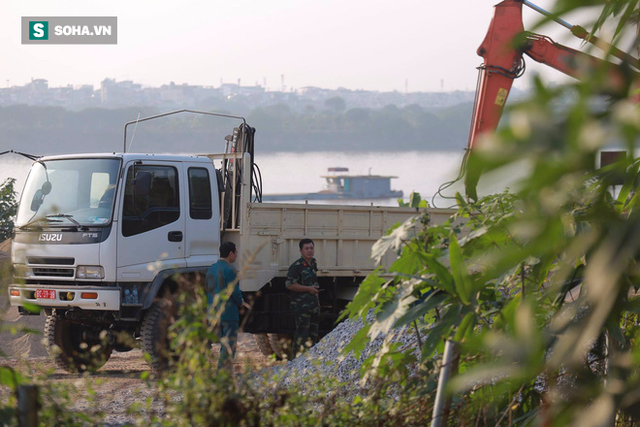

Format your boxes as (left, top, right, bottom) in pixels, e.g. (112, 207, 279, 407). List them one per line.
(39, 233, 63, 242)
(22, 17, 117, 45)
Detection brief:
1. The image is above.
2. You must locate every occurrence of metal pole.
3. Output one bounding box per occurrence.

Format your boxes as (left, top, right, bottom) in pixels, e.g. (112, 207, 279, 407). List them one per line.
(122, 109, 247, 152)
(523, 0, 640, 70)
(523, 0, 572, 30)
(431, 340, 460, 427)
(17, 385, 39, 427)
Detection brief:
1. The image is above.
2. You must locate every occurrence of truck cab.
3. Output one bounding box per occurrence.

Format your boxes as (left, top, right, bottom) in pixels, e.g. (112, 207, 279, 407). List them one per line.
(9, 153, 221, 371)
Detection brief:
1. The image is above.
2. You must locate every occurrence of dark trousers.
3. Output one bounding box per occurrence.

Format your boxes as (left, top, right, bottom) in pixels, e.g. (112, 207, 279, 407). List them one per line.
(290, 309, 319, 359)
(218, 321, 239, 372)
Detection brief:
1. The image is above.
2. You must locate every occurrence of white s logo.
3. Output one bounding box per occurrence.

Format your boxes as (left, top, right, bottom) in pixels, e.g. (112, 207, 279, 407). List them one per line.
(33, 23, 44, 38)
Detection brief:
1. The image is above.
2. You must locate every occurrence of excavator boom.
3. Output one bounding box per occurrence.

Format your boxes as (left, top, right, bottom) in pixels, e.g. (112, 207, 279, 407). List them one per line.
(467, 0, 524, 152)
(465, 0, 640, 200)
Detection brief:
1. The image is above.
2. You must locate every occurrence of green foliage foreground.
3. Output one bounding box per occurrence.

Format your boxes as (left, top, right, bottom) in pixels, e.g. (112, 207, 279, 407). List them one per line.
(343, 44, 640, 427)
(340, 3, 640, 425)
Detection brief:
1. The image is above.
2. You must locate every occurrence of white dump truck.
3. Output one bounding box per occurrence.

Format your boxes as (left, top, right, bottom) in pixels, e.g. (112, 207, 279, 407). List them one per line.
(7, 110, 455, 372)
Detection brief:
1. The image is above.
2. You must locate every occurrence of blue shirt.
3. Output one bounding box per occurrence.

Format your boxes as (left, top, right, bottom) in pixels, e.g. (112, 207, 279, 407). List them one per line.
(205, 258, 243, 323)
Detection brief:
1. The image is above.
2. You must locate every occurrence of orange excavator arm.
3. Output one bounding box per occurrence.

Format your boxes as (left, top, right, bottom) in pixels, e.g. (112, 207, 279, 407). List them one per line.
(465, 0, 640, 200)
(467, 0, 524, 153)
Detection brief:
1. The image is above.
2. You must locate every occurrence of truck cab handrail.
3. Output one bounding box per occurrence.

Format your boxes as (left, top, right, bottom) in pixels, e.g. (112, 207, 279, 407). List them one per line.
(123, 109, 247, 153)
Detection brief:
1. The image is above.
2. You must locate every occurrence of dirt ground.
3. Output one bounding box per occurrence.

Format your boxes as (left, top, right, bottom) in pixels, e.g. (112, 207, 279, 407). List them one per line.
(0, 304, 280, 425)
(0, 245, 279, 424)
(1, 330, 275, 373)
(0, 299, 276, 370)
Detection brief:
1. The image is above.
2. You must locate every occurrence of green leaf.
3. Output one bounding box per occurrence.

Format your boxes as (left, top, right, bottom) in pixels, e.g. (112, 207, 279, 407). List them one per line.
(403, 191, 428, 208)
(388, 242, 428, 276)
(453, 311, 476, 343)
(394, 291, 448, 328)
(409, 192, 422, 207)
(449, 233, 473, 305)
(342, 269, 387, 320)
(424, 255, 456, 296)
(21, 302, 42, 314)
(342, 323, 371, 359)
(369, 281, 417, 340)
(421, 307, 459, 358)
(0, 366, 20, 388)
(615, 159, 639, 214)
(370, 216, 420, 264)
(450, 364, 525, 393)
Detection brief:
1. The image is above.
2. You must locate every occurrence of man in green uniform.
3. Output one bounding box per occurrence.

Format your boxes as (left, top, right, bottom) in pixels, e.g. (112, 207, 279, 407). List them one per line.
(206, 241, 243, 372)
(286, 238, 321, 359)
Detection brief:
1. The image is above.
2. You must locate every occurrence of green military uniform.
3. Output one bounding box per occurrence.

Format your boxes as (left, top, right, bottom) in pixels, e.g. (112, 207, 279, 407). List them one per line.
(286, 257, 320, 359)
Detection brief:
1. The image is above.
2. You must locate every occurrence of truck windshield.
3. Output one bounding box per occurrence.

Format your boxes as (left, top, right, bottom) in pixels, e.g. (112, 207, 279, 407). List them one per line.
(16, 158, 121, 229)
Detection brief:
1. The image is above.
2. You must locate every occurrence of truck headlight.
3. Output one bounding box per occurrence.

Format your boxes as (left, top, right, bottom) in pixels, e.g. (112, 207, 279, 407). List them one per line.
(76, 266, 105, 279)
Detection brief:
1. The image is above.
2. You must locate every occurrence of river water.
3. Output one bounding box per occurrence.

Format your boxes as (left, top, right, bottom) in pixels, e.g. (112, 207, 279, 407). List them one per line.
(254, 151, 467, 207)
(0, 150, 471, 208)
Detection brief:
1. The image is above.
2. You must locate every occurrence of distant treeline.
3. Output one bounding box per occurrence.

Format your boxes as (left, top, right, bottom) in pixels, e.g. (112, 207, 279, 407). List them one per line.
(0, 102, 472, 156)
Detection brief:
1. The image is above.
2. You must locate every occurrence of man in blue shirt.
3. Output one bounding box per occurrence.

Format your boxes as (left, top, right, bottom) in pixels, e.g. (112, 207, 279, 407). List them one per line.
(206, 241, 243, 372)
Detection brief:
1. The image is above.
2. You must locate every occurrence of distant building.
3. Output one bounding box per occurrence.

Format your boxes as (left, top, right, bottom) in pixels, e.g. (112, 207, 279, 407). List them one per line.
(100, 78, 144, 105)
(28, 78, 49, 93)
(0, 77, 480, 111)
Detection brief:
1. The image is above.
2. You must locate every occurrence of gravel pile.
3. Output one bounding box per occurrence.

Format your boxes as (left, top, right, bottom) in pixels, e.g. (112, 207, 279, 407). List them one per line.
(261, 313, 422, 394)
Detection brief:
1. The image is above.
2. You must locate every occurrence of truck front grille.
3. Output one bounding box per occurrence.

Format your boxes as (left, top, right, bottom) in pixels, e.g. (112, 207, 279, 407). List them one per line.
(32, 268, 74, 277)
(27, 257, 75, 265)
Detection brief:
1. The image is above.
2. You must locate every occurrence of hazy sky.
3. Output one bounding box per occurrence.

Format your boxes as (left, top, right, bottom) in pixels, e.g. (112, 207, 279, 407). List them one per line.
(2, 0, 599, 93)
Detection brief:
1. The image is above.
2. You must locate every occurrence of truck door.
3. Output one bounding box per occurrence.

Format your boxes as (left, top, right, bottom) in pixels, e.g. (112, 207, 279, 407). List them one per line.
(116, 161, 186, 281)
(184, 164, 220, 267)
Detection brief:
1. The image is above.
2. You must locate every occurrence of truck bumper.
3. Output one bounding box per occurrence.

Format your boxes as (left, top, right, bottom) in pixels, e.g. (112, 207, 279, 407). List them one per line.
(8, 285, 120, 311)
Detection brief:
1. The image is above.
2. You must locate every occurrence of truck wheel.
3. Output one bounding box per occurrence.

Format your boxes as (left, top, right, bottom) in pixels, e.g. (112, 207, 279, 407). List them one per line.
(141, 298, 176, 372)
(253, 333, 275, 357)
(44, 314, 112, 373)
(268, 333, 292, 361)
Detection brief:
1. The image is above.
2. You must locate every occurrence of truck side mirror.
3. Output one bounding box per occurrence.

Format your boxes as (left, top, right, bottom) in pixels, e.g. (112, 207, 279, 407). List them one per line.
(41, 181, 52, 195)
(134, 171, 152, 197)
(30, 180, 52, 212)
(30, 189, 44, 212)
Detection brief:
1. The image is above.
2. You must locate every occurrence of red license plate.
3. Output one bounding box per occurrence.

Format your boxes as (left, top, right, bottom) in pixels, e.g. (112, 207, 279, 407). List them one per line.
(35, 289, 56, 299)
